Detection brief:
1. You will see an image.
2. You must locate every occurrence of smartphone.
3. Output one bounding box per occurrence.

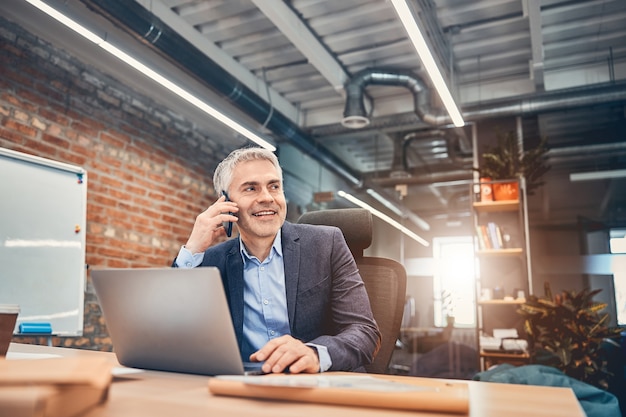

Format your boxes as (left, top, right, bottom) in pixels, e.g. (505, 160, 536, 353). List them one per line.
(221, 190, 233, 237)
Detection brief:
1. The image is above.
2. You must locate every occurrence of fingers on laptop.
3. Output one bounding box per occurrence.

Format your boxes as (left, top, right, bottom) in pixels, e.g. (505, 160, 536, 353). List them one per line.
(250, 335, 320, 374)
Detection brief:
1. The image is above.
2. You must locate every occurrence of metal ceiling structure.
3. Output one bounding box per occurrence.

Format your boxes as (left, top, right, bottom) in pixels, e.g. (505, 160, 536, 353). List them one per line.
(4, 0, 626, 233)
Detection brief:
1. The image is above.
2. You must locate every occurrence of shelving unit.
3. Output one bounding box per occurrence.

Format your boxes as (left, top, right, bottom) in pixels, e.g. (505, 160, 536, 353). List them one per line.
(478, 299, 526, 306)
(471, 178, 533, 371)
(476, 248, 523, 256)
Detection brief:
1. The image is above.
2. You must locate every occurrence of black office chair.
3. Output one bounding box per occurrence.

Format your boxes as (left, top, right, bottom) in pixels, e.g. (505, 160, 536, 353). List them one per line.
(297, 208, 407, 374)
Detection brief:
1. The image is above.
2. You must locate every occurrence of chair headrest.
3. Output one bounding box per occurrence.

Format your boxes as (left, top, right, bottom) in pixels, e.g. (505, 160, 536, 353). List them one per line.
(297, 208, 372, 257)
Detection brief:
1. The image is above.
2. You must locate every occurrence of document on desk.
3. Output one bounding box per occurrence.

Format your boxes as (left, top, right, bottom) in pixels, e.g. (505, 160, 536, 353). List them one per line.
(208, 373, 469, 414)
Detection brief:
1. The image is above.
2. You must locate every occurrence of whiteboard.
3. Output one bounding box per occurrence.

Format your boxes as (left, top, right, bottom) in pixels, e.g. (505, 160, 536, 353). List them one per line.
(0, 148, 87, 336)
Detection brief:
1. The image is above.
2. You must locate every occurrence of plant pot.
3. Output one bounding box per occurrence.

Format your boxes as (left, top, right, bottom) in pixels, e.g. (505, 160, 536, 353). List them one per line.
(492, 182, 519, 201)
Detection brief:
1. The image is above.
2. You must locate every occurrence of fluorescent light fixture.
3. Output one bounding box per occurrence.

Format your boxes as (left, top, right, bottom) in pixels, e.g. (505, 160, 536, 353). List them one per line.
(610, 235, 626, 253)
(569, 169, 626, 182)
(338, 190, 429, 247)
(366, 188, 430, 231)
(390, 0, 465, 127)
(405, 210, 430, 232)
(366, 188, 404, 216)
(24, 0, 276, 152)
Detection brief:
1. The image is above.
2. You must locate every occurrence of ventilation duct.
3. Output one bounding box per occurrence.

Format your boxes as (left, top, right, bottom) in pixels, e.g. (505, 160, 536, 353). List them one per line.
(462, 81, 626, 120)
(342, 68, 448, 128)
(401, 130, 471, 171)
(342, 69, 626, 130)
(389, 130, 455, 178)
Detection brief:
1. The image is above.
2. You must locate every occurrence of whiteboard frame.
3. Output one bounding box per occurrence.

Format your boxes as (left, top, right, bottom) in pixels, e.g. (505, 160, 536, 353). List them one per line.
(0, 147, 87, 336)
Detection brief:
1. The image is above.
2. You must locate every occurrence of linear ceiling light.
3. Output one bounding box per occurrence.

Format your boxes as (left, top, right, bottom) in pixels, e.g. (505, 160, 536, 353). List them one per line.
(366, 188, 404, 216)
(390, 0, 465, 127)
(569, 169, 626, 182)
(24, 0, 276, 152)
(366, 188, 430, 231)
(338, 190, 429, 247)
(405, 210, 431, 232)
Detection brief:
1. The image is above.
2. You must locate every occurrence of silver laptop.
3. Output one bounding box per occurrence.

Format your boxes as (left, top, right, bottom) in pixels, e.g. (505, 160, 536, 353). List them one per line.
(91, 267, 263, 376)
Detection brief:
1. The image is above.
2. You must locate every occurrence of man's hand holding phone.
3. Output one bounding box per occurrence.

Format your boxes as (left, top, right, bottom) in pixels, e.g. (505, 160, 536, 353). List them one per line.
(184, 192, 238, 254)
(221, 191, 234, 237)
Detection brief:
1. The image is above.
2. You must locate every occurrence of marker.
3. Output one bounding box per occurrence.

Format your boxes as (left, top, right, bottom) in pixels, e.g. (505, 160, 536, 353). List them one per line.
(19, 322, 52, 334)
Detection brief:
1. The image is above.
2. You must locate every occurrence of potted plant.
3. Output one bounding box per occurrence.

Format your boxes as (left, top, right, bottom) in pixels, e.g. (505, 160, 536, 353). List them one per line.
(517, 283, 622, 389)
(475, 131, 550, 199)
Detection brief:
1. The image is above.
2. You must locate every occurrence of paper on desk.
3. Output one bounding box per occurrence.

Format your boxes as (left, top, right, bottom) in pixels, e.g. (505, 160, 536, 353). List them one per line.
(209, 373, 469, 414)
(5, 352, 61, 360)
(112, 367, 145, 376)
(217, 374, 434, 392)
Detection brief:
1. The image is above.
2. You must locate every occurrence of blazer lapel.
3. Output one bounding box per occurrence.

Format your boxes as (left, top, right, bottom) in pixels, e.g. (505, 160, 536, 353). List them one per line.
(225, 242, 245, 349)
(281, 223, 300, 329)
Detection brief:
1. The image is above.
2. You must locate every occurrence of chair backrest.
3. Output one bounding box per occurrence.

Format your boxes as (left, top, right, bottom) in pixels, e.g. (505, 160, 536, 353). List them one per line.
(297, 208, 407, 374)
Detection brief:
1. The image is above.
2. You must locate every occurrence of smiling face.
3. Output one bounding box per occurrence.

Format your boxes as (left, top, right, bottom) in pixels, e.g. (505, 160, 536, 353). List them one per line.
(228, 159, 286, 246)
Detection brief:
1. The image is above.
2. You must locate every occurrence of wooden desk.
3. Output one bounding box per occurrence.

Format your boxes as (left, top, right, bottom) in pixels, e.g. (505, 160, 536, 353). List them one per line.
(400, 327, 445, 337)
(7, 343, 584, 417)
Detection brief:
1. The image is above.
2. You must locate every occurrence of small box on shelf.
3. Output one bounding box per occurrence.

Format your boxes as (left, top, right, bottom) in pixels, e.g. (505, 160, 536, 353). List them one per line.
(479, 178, 493, 202)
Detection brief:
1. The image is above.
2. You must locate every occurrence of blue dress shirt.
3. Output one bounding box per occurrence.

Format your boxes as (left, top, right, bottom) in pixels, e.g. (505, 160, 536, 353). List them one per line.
(238, 232, 290, 358)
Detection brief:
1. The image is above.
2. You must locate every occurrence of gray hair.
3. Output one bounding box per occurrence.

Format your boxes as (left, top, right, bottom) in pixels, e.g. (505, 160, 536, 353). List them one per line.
(213, 147, 282, 195)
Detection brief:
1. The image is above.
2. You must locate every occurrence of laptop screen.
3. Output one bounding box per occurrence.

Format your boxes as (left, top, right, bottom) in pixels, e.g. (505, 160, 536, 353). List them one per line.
(92, 267, 252, 376)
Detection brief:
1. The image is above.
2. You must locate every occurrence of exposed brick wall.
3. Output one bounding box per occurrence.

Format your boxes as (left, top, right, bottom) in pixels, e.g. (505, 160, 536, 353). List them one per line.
(0, 17, 242, 350)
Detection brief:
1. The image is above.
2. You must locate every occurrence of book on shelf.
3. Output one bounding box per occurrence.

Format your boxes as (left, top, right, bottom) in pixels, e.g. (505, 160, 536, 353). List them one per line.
(475, 225, 484, 249)
(495, 224, 504, 248)
(476, 223, 506, 250)
(487, 222, 501, 250)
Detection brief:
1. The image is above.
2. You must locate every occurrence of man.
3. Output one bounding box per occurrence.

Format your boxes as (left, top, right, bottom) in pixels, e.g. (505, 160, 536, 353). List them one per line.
(175, 147, 380, 374)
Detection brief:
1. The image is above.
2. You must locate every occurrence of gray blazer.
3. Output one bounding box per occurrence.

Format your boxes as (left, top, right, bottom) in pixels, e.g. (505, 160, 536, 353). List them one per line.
(199, 221, 381, 371)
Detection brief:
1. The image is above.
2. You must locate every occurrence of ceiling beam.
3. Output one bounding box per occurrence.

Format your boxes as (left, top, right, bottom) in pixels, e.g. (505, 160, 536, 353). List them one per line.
(250, 0, 348, 93)
(135, 0, 300, 124)
(523, 0, 545, 91)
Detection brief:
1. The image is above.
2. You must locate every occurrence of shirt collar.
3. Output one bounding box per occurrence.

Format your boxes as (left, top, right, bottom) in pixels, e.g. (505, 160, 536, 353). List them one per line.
(239, 229, 283, 262)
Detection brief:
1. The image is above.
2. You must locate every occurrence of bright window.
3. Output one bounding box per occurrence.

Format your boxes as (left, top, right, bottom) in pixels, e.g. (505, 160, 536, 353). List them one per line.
(432, 236, 476, 327)
(610, 229, 626, 325)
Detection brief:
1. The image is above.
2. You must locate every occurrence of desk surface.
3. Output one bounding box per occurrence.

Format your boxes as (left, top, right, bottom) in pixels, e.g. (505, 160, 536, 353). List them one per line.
(400, 327, 444, 335)
(7, 343, 584, 417)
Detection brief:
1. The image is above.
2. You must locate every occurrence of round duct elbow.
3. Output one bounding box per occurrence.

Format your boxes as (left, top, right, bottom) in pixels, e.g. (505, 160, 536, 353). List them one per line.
(342, 92, 370, 128)
(341, 114, 370, 129)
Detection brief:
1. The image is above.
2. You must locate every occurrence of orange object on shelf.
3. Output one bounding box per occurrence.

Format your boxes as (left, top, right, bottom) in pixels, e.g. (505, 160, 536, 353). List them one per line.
(492, 181, 519, 201)
(480, 177, 493, 202)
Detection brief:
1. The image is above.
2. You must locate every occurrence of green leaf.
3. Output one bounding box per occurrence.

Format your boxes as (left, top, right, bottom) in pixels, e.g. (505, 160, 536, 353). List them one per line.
(537, 298, 558, 308)
(519, 304, 548, 315)
(584, 303, 607, 314)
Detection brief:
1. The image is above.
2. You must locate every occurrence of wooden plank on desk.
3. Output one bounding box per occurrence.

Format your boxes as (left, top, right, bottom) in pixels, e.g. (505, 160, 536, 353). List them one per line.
(208, 373, 469, 414)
